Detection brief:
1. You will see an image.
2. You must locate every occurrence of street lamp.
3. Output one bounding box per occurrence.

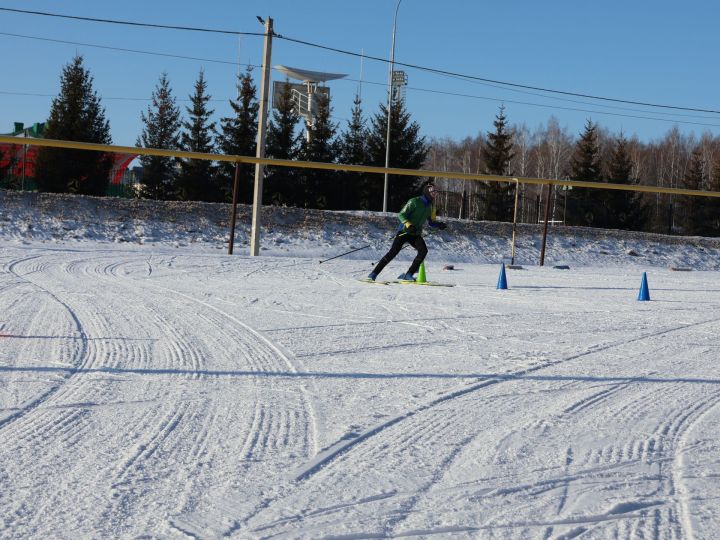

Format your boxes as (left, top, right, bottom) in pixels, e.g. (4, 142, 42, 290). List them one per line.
(382, 0, 403, 212)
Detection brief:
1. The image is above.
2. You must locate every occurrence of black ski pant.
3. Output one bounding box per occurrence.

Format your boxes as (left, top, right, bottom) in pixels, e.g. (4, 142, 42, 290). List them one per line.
(372, 232, 428, 277)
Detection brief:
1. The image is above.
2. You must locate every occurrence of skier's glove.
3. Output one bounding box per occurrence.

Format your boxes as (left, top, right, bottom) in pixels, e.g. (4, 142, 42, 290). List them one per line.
(402, 221, 417, 235)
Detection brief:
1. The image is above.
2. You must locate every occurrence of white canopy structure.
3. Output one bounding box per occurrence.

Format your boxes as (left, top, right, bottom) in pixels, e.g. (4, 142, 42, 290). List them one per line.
(274, 65, 347, 84)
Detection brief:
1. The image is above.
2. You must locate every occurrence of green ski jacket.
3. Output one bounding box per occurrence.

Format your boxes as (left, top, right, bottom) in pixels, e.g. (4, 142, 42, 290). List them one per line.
(397, 195, 437, 235)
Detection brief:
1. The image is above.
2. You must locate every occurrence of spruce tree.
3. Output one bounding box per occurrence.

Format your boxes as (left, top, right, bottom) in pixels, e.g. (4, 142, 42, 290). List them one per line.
(34, 55, 112, 195)
(339, 93, 372, 209)
(265, 80, 302, 205)
(366, 97, 428, 211)
(604, 134, 647, 230)
(298, 92, 339, 208)
(217, 67, 258, 204)
(567, 120, 603, 226)
(137, 73, 181, 200)
(679, 148, 705, 235)
(480, 105, 515, 221)
(177, 70, 218, 201)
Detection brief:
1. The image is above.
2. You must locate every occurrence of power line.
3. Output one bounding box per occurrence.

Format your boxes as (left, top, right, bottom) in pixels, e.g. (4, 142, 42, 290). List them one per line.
(405, 85, 720, 129)
(0, 90, 228, 103)
(0, 7, 263, 36)
(2, 50, 718, 128)
(341, 76, 720, 124)
(2, 7, 719, 117)
(10, 28, 707, 122)
(435, 71, 720, 121)
(0, 90, 351, 122)
(7, 77, 718, 130)
(278, 35, 720, 116)
(0, 32, 259, 68)
(336, 79, 720, 129)
(3, 29, 715, 125)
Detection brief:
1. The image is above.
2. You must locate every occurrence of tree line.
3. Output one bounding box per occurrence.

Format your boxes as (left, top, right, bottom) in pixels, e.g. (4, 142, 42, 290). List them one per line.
(21, 55, 428, 212)
(427, 112, 720, 236)
(8, 55, 720, 235)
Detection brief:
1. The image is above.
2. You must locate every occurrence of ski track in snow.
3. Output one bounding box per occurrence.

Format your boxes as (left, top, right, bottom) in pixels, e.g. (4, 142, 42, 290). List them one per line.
(2, 242, 720, 538)
(103, 255, 318, 537)
(240, 281, 720, 538)
(1, 255, 93, 432)
(0, 250, 318, 536)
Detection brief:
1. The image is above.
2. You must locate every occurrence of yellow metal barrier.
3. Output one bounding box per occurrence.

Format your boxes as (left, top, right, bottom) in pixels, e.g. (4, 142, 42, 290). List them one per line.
(2, 134, 720, 199)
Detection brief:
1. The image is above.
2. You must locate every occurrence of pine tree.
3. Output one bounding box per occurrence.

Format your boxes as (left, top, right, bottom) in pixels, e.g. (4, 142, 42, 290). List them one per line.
(137, 73, 181, 200)
(339, 93, 372, 209)
(34, 55, 112, 195)
(298, 92, 339, 208)
(366, 97, 428, 211)
(567, 120, 603, 226)
(217, 67, 258, 204)
(679, 148, 705, 235)
(604, 134, 647, 230)
(480, 105, 515, 221)
(265, 80, 302, 205)
(177, 70, 218, 201)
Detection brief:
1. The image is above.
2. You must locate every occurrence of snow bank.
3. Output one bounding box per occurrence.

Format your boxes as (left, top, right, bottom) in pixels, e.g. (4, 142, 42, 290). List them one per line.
(2, 188, 720, 270)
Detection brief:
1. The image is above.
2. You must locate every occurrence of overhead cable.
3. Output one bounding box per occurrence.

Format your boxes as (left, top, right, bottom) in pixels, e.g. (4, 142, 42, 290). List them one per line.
(0, 7, 263, 36)
(0, 32, 258, 67)
(2, 6, 719, 115)
(278, 35, 720, 115)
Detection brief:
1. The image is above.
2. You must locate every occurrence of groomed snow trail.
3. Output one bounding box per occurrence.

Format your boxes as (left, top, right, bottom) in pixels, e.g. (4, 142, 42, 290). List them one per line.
(1, 243, 719, 538)
(0, 247, 316, 537)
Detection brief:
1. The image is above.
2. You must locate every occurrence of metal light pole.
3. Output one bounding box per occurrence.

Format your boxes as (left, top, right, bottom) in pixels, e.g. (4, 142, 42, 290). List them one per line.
(382, 0, 403, 212)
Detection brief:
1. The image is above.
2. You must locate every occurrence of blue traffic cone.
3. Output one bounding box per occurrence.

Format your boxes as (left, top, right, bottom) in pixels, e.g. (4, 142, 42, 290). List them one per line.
(637, 272, 650, 301)
(497, 264, 508, 290)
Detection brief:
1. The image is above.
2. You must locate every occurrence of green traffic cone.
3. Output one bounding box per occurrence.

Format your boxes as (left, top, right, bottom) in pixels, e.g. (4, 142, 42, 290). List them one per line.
(417, 262, 427, 283)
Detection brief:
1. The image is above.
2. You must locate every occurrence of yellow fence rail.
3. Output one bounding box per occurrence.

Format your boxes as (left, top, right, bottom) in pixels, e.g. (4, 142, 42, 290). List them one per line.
(2, 135, 720, 199)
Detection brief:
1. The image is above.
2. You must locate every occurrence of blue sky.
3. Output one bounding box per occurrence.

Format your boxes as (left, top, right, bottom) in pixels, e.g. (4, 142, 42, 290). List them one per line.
(2, 1, 719, 146)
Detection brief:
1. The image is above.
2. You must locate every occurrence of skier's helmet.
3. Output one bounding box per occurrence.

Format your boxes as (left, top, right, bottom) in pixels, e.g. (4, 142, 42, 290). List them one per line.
(422, 181, 437, 200)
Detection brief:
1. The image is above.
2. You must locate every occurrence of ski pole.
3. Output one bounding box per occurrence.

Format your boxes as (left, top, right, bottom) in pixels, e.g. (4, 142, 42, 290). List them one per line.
(319, 244, 371, 264)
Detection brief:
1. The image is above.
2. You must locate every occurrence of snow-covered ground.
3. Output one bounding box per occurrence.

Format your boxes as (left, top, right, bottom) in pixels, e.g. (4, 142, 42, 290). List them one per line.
(2, 190, 720, 538)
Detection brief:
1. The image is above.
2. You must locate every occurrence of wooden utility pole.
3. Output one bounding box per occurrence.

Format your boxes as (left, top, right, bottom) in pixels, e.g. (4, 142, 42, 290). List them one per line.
(539, 183, 553, 266)
(227, 163, 241, 254)
(510, 179, 519, 265)
(250, 17, 273, 256)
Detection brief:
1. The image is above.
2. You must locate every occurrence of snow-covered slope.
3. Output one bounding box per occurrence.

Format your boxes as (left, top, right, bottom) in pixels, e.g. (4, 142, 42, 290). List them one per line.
(3, 188, 720, 270)
(2, 190, 720, 538)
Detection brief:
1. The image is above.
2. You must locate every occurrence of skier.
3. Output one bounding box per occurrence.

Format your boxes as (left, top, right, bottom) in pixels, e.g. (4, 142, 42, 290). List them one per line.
(367, 181, 447, 282)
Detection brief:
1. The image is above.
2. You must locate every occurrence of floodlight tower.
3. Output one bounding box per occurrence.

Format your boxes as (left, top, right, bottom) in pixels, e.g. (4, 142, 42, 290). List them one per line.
(274, 65, 347, 141)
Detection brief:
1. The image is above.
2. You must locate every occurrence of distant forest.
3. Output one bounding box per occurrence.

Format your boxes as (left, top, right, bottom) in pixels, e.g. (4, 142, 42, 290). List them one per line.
(427, 117, 720, 236)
